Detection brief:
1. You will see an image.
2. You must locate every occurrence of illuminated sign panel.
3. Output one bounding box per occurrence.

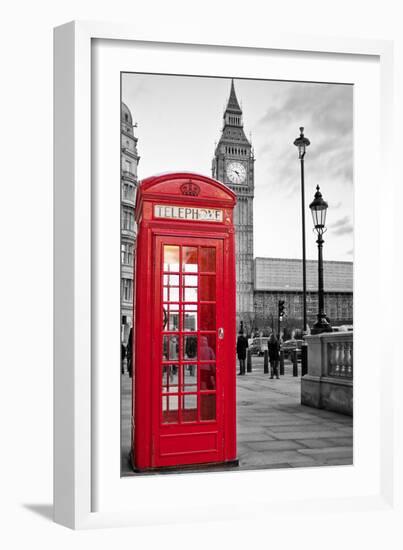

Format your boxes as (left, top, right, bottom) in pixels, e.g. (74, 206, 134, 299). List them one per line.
(154, 204, 223, 222)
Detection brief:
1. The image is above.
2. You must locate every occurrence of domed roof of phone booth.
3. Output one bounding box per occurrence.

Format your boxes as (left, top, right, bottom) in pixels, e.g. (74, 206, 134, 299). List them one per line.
(135, 172, 237, 215)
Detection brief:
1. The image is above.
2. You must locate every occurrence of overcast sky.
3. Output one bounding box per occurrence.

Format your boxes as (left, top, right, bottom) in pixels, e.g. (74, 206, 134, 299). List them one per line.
(122, 74, 353, 262)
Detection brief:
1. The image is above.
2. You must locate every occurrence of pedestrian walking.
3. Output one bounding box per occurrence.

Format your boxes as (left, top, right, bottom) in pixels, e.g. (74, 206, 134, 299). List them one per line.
(200, 336, 216, 389)
(268, 333, 280, 379)
(121, 342, 126, 375)
(236, 330, 248, 375)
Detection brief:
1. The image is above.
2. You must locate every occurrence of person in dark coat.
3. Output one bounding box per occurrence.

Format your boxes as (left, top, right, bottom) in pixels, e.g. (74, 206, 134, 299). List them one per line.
(121, 343, 126, 375)
(126, 327, 133, 378)
(268, 333, 280, 379)
(236, 331, 249, 375)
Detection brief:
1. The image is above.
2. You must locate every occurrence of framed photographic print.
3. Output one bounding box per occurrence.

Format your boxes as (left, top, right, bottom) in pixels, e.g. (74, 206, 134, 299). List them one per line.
(54, 21, 395, 529)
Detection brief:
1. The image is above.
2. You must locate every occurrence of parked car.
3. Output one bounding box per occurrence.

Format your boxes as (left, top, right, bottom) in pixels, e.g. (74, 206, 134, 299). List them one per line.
(332, 325, 353, 332)
(281, 339, 304, 360)
(249, 337, 269, 356)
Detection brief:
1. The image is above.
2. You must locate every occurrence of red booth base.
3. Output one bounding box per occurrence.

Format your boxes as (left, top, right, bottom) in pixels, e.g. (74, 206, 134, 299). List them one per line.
(129, 453, 239, 474)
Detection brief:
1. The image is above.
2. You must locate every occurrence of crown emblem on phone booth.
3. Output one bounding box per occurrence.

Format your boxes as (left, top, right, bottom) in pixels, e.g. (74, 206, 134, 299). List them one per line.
(180, 181, 200, 196)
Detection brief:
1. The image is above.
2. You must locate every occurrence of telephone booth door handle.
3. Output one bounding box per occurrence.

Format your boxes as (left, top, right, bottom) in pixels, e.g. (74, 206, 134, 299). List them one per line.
(218, 327, 224, 340)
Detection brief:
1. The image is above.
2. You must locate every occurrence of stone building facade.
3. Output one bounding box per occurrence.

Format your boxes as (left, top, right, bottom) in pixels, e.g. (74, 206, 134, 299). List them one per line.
(253, 257, 353, 336)
(212, 80, 255, 327)
(121, 102, 140, 344)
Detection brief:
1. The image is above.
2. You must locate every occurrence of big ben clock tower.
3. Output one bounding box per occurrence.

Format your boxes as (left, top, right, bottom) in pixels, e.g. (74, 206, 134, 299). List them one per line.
(212, 79, 255, 329)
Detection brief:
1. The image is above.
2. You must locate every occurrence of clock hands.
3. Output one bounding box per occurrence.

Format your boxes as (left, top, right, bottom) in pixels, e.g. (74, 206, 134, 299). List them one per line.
(227, 163, 245, 183)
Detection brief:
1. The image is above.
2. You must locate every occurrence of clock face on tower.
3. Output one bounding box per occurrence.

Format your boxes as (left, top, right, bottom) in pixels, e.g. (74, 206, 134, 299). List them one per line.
(226, 161, 247, 184)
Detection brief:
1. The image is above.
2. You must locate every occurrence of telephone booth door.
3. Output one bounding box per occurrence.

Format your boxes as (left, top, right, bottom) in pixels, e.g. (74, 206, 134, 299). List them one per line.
(153, 236, 225, 468)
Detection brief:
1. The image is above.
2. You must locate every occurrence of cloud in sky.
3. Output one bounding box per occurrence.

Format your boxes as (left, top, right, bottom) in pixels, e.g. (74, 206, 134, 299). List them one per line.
(255, 82, 353, 196)
(329, 215, 353, 236)
(333, 225, 354, 236)
(122, 74, 353, 262)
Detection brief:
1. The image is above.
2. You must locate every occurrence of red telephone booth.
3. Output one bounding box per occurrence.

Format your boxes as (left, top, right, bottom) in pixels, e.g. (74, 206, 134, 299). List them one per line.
(132, 172, 237, 471)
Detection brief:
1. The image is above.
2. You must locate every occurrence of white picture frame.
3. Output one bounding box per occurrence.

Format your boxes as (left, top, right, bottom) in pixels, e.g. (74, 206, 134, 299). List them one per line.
(54, 21, 396, 530)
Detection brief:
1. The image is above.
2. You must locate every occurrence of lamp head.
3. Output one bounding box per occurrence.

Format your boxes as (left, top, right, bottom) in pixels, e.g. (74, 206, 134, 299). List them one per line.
(309, 185, 328, 234)
(293, 126, 311, 159)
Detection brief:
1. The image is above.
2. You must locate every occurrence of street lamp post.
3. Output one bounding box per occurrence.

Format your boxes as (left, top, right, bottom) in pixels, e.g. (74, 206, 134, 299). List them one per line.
(253, 300, 258, 337)
(293, 127, 310, 334)
(309, 185, 333, 334)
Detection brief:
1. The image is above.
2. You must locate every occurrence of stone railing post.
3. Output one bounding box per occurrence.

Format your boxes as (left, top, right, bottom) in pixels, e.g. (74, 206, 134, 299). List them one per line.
(302, 332, 353, 416)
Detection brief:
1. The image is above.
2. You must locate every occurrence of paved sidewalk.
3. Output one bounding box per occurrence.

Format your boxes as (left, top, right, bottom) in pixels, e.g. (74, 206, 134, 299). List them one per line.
(121, 359, 353, 475)
(236, 360, 353, 470)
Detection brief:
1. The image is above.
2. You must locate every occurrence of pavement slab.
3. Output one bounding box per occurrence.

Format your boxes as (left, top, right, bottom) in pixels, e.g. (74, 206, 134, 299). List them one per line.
(240, 450, 319, 467)
(335, 426, 354, 434)
(325, 437, 354, 447)
(297, 446, 353, 459)
(294, 438, 343, 449)
(320, 458, 354, 466)
(245, 440, 303, 452)
(236, 431, 276, 442)
(268, 430, 347, 440)
(267, 423, 336, 433)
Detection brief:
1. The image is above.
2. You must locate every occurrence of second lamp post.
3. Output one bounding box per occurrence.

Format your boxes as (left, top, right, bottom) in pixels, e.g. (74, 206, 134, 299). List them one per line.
(309, 185, 333, 334)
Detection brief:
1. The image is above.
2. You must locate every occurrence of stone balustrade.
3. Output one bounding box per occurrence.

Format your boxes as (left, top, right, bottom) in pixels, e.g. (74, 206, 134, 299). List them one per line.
(327, 338, 353, 378)
(301, 332, 353, 416)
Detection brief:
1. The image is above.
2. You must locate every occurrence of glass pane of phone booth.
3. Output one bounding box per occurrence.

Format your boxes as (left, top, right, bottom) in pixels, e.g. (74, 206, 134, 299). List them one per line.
(161, 244, 217, 425)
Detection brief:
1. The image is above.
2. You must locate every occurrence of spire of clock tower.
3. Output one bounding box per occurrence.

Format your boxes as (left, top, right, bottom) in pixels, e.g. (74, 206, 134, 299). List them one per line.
(223, 79, 244, 128)
(226, 79, 242, 114)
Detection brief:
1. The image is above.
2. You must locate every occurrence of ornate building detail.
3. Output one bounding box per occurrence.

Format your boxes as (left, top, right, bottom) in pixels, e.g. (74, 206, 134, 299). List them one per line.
(180, 181, 200, 196)
(121, 102, 140, 344)
(212, 79, 255, 327)
(253, 258, 353, 336)
(328, 340, 353, 378)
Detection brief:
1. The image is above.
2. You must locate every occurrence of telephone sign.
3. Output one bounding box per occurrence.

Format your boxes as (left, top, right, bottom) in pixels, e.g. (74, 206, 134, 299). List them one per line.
(154, 204, 223, 222)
